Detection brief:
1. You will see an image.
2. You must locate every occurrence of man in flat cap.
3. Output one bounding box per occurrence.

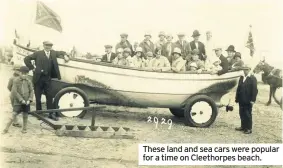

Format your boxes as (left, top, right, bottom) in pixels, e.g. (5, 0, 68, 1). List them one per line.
(155, 31, 167, 49)
(101, 45, 116, 63)
(190, 30, 206, 61)
(139, 33, 155, 54)
(235, 65, 258, 134)
(211, 46, 229, 75)
(174, 33, 191, 61)
(24, 41, 70, 121)
(115, 33, 133, 55)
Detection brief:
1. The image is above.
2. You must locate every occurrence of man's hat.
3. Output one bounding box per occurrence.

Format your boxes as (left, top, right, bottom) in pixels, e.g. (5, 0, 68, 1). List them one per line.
(192, 49, 200, 55)
(177, 33, 185, 37)
(158, 31, 166, 37)
(192, 30, 201, 37)
(234, 52, 241, 59)
(172, 48, 182, 55)
(104, 45, 112, 48)
(120, 33, 128, 37)
(43, 41, 53, 46)
(123, 48, 131, 53)
(144, 32, 152, 37)
(136, 47, 143, 52)
(19, 66, 30, 73)
(225, 45, 236, 52)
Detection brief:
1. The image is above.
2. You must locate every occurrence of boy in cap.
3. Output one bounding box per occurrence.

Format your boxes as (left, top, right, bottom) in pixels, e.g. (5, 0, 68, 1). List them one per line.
(235, 65, 258, 134)
(101, 45, 116, 63)
(7, 65, 22, 127)
(2, 66, 33, 134)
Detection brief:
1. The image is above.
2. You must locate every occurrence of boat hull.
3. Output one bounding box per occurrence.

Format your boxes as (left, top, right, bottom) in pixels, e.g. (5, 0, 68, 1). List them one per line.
(12, 43, 242, 108)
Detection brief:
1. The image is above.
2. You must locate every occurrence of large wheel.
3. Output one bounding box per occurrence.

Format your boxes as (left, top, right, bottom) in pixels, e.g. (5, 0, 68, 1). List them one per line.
(184, 95, 218, 128)
(169, 108, 184, 117)
(53, 87, 90, 118)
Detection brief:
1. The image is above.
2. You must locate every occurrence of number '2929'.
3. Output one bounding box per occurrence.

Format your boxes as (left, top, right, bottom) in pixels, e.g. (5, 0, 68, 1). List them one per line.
(147, 116, 172, 129)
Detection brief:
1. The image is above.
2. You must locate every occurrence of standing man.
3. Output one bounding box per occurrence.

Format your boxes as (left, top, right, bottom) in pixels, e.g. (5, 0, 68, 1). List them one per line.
(235, 65, 258, 134)
(205, 31, 215, 60)
(162, 34, 175, 65)
(115, 33, 133, 55)
(211, 46, 229, 75)
(139, 33, 155, 54)
(101, 45, 116, 63)
(24, 41, 69, 121)
(155, 31, 167, 49)
(190, 30, 206, 61)
(225, 45, 236, 67)
(174, 33, 191, 61)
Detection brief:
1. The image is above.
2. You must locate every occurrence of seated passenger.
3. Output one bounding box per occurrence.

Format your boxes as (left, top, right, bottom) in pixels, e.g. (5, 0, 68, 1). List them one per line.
(211, 46, 229, 75)
(230, 52, 244, 70)
(123, 48, 134, 66)
(186, 49, 205, 73)
(143, 51, 153, 67)
(171, 48, 186, 72)
(208, 57, 223, 71)
(112, 48, 128, 66)
(148, 47, 171, 72)
(131, 47, 145, 68)
(101, 45, 116, 63)
(188, 62, 198, 72)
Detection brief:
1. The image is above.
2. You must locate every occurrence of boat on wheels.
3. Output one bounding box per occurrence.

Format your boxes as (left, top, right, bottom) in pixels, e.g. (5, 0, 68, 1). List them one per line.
(12, 41, 244, 128)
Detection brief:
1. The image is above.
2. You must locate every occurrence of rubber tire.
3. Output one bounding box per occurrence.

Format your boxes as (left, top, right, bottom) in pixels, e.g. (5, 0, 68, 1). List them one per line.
(53, 87, 90, 118)
(169, 108, 184, 117)
(184, 95, 218, 128)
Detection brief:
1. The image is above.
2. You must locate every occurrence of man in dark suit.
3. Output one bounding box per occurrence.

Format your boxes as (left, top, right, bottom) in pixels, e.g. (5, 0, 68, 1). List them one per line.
(211, 47, 229, 75)
(24, 41, 69, 121)
(174, 33, 191, 61)
(235, 65, 258, 134)
(190, 30, 206, 61)
(101, 45, 116, 63)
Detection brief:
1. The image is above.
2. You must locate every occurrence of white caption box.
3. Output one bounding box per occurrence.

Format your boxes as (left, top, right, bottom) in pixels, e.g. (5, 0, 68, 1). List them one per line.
(138, 143, 283, 166)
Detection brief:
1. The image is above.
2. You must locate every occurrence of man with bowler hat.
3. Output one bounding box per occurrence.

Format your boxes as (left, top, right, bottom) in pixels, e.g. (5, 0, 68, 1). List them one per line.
(235, 65, 258, 134)
(225, 45, 236, 67)
(190, 30, 206, 61)
(24, 41, 69, 121)
(101, 45, 116, 63)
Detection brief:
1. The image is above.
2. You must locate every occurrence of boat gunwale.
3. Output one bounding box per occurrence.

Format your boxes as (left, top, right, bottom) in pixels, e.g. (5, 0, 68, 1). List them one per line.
(13, 42, 243, 75)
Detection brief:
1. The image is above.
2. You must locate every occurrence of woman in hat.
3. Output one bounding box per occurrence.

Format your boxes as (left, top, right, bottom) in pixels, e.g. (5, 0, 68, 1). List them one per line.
(171, 48, 186, 72)
(155, 31, 167, 49)
(186, 49, 205, 73)
(139, 33, 155, 54)
(113, 48, 127, 66)
(230, 52, 244, 70)
(143, 51, 154, 67)
(131, 47, 146, 68)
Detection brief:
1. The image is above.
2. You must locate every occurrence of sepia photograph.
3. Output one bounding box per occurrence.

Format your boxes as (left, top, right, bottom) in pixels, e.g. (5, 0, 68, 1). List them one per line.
(0, 0, 282, 167)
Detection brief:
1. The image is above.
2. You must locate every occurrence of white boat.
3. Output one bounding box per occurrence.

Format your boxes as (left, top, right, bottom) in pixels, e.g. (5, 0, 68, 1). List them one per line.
(12, 42, 243, 127)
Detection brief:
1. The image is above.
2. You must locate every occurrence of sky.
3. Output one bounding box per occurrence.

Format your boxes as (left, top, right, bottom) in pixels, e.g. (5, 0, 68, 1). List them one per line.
(0, 0, 282, 67)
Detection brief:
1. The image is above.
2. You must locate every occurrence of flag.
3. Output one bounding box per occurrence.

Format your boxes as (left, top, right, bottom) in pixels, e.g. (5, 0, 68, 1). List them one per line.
(35, 1, 62, 33)
(246, 25, 255, 57)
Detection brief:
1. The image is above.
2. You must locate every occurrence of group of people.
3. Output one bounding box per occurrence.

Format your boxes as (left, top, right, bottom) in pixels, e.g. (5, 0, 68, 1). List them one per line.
(101, 30, 245, 75)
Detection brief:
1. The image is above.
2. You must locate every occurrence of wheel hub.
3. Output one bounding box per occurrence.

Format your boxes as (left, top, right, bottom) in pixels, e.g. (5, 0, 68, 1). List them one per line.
(190, 101, 213, 124)
(58, 92, 85, 117)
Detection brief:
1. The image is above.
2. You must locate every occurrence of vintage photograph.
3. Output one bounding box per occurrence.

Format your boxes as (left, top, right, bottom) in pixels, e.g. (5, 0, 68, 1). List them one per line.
(0, 0, 282, 167)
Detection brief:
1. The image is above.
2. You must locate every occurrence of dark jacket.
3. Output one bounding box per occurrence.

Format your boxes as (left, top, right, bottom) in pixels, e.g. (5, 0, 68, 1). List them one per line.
(115, 40, 133, 54)
(190, 41, 206, 61)
(236, 75, 258, 105)
(174, 40, 191, 60)
(101, 52, 116, 63)
(11, 75, 34, 106)
(217, 55, 229, 75)
(24, 50, 66, 83)
(139, 40, 155, 54)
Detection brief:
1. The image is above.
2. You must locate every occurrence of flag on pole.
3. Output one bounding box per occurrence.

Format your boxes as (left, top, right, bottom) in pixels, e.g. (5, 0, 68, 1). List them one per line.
(35, 1, 62, 33)
(246, 25, 255, 57)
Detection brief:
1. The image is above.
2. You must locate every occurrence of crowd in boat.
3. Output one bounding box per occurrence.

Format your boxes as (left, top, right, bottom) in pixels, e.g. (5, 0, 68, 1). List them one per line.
(100, 30, 244, 75)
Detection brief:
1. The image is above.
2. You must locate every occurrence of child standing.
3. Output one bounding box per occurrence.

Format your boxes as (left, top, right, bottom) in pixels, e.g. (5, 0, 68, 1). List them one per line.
(2, 66, 33, 134)
(7, 66, 22, 127)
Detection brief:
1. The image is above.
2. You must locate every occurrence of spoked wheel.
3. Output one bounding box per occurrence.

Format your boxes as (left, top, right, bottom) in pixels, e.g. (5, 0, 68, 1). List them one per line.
(169, 108, 184, 117)
(53, 87, 89, 118)
(184, 95, 218, 127)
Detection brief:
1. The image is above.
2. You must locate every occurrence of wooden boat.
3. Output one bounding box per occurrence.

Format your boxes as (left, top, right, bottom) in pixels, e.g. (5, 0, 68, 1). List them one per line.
(12, 41, 243, 127)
